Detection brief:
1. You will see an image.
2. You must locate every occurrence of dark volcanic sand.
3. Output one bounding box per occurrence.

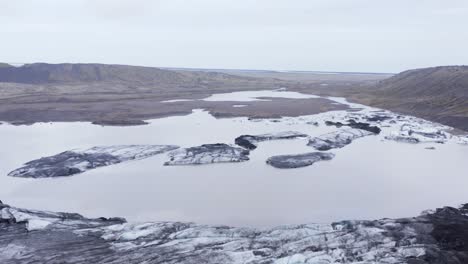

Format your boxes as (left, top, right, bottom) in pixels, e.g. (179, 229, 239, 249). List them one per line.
(0, 91, 348, 125)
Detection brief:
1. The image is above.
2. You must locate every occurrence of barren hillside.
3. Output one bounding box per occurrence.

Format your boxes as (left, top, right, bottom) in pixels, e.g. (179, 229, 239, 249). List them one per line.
(368, 66, 468, 131)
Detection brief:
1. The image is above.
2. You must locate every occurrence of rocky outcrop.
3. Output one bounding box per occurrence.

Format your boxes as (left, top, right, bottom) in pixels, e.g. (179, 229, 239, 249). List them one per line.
(2, 200, 468, 263)
(266, 152, 335, 168)
(325, 120, 381, 134)
(8, 145, 179, 178)
(164, 143, 249, 165)
(308, 128, 373, 151)
(235, 131, 308, 150)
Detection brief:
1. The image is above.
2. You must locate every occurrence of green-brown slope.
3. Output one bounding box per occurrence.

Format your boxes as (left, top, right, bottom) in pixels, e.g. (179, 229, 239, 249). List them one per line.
(366, 66, 468, 131)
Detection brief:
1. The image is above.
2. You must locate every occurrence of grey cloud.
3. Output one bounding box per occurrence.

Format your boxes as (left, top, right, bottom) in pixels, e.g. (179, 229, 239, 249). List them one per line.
(0, 0, 467, 72)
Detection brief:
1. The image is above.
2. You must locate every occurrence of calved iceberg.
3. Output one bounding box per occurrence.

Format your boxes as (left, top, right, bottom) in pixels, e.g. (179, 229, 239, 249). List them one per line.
(8, 145, 179, 178)
(385, 124, 450, 144)
(164, 143, 249, 165)
(266, 152, 335, 168)
(235, 131, 308, 150)
(307, 128, 373, 151)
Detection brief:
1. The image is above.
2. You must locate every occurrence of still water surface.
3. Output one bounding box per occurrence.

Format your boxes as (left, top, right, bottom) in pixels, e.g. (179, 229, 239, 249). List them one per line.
(0, 91, 467, 227)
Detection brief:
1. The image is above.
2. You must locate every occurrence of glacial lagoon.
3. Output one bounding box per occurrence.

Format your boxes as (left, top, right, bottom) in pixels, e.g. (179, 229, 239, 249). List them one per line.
(1, 91, 467, 227)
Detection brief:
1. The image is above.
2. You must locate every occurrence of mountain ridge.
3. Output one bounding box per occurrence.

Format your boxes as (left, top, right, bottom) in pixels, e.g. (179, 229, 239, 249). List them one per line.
(0, 63, 258, 85)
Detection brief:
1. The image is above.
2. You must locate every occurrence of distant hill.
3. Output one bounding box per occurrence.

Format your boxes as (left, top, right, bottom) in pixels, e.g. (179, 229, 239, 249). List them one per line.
(0, 63, 192, 84)
(369, 66, 468, 131)
(376, 66, 468, 98)
(0, 63, 257, 85)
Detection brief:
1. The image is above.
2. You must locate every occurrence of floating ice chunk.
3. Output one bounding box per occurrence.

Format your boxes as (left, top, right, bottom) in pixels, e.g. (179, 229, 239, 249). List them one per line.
(308, 128, 373, 151)
(235, 131, 308, 150)
(164, 143, 249, 165)
(8, 145, 179, 178)
(266, 152, 335, 169)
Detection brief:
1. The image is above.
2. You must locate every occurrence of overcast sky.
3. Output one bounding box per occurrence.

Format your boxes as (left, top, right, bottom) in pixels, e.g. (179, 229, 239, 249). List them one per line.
(1, 0, 467, 73)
